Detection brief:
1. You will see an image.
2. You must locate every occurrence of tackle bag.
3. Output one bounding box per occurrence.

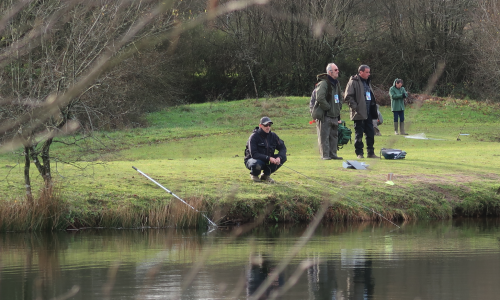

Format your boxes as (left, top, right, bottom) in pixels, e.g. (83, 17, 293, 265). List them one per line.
(337, 120, 352, 150)
(380, 148, 407, 159)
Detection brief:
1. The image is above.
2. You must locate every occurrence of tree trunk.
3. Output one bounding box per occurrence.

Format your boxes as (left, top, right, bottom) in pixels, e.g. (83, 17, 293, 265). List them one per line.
(41, 138, 53, 188)
(29, 139, 53, 190)
(23, 146, 34, 204)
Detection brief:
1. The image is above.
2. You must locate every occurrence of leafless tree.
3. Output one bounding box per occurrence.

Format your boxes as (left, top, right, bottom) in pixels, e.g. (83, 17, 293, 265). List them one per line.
(469, 0, 500, 100)
(199, 0, 358, 99)
(350, 0, 475, 93)
(0, 0, 178, 201)
(0, 0, 269, 202)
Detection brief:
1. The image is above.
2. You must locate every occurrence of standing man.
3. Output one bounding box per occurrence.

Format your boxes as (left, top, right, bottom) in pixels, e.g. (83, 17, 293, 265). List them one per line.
(311, 63, 343, 160)
(344, 65, 380, 159)
(244, 117, 287, 183)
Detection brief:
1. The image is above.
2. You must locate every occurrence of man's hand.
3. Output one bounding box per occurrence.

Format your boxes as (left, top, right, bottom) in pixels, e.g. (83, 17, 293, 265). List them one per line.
(270, 157, 281, 165)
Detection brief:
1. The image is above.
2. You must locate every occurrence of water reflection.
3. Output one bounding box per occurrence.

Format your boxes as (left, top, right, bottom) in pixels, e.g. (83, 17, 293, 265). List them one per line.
(0, 219, 499, 300)
(247, 253, 284, 299)
(305, 252, 374, 300)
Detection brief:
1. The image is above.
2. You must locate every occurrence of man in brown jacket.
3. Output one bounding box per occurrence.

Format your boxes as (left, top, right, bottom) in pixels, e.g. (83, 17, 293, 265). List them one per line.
(344, 65, 380, 159)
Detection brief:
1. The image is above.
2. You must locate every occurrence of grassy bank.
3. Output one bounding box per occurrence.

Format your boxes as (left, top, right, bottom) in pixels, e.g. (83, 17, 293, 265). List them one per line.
(1, 96, 499, 230)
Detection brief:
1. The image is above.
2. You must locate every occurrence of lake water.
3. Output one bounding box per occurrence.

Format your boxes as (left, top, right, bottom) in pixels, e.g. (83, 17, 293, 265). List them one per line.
(1, 219, 499, 300)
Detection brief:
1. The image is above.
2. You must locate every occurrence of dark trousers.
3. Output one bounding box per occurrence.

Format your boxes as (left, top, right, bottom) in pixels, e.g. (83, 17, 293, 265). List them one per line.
(353, 119, 375, 156)
(245, 157, 286, 176)
(393, 111, 405, 122)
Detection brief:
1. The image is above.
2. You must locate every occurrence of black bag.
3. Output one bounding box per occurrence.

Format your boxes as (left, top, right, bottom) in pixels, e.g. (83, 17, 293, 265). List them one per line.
(380, 148, 407, 159)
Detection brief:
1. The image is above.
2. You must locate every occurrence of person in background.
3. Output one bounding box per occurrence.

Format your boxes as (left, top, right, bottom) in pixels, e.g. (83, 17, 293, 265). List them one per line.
(244, 117, 287, 183)
(390, 78, 409, 135)
(344, 65, 380, 159)
(373, 104, 383, 136)
(312, 63, 343, 160)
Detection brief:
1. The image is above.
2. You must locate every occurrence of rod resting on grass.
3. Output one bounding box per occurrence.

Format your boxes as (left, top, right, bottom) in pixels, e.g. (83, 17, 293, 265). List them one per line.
(132, 166, 218, 227)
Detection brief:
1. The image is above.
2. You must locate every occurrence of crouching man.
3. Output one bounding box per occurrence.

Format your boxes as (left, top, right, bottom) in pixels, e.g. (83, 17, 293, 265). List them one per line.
(244, 117, 287, 183)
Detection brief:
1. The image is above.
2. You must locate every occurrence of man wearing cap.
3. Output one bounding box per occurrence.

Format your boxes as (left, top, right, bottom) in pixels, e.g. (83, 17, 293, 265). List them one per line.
(244, 117, 287, 183)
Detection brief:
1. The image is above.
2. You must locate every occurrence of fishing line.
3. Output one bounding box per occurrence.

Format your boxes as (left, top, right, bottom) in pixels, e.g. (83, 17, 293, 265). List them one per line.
(281, 164, 401, 229)
(132, 166, 218, 227)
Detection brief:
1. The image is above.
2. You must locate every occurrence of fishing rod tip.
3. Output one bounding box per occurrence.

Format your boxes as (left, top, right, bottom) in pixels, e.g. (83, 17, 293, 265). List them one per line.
(132, 166, 137, 170)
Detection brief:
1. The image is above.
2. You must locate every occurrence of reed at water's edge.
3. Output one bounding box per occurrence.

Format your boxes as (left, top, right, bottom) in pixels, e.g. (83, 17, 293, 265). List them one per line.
(1, 183, 498, 231)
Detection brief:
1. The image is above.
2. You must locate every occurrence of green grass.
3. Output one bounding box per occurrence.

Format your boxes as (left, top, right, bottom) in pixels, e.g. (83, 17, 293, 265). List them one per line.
(1, 96, 499, 230)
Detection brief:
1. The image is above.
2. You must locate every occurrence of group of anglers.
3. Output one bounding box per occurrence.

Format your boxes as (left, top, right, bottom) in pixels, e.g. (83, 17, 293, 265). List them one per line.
(244, 64, 409, 183)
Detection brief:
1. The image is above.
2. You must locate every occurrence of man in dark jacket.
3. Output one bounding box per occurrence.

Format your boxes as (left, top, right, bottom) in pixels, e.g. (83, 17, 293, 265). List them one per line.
(312, 63, 343, 160)
(244, 117, 287, 183)
(344, 65, 380, 159)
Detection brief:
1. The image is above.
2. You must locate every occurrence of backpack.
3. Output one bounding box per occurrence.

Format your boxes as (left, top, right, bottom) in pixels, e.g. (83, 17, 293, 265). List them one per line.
(337, 120, 352, 150)
(309, 83, 319, 114)
(309, 80, 332, 120)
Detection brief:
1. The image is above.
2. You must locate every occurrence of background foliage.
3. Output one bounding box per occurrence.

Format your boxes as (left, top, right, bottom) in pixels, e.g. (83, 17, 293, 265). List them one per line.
(173, 0, 500, 104)
(2, 0, 500, 130)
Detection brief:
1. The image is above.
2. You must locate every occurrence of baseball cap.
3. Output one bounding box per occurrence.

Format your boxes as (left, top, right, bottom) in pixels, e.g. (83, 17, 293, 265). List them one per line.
(260, 116, 273, 125)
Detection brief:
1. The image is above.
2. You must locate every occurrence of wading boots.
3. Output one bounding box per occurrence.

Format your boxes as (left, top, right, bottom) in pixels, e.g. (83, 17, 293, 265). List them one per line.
(260, 174, 275, 184)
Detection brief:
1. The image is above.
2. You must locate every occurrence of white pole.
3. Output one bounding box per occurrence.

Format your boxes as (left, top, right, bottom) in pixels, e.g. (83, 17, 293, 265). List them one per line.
(132, 166, 217, 227)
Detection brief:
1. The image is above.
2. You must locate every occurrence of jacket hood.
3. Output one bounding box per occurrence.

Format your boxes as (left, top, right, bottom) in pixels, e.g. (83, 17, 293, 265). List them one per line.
(393, 78, 399, 87)
(317, 73, 338, 86)
(350, 74, 360, 81)
(351, 74, 371, 85)
(316, 73, 328, 81)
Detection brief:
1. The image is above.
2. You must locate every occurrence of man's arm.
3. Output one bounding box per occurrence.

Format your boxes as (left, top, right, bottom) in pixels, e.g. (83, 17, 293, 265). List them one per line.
(344, 80, 357, 110)
(338, 82, 343, 112)
(315, 81, 331, 111)
(275, 136, 287, 163)
(248, 134, 269, 162)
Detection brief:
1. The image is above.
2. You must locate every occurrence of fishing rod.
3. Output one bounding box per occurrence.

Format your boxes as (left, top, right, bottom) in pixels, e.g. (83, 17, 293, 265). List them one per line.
(281, 164, 401, 229)
(132, 166, 218, 227)
(456, 111, 471, 141)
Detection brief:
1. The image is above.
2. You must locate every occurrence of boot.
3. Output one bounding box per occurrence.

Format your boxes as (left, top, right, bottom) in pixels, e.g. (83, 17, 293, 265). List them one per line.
(400, 122, 408, 135)
(394, 122, 399, 135)
(250, 174, 261, 182)
(260, 174, 275, 184)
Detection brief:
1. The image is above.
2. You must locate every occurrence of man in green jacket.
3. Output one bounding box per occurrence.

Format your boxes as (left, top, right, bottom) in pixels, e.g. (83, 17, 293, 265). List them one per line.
(344, 65, 380, 159)
(311, 63, 343, 160)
